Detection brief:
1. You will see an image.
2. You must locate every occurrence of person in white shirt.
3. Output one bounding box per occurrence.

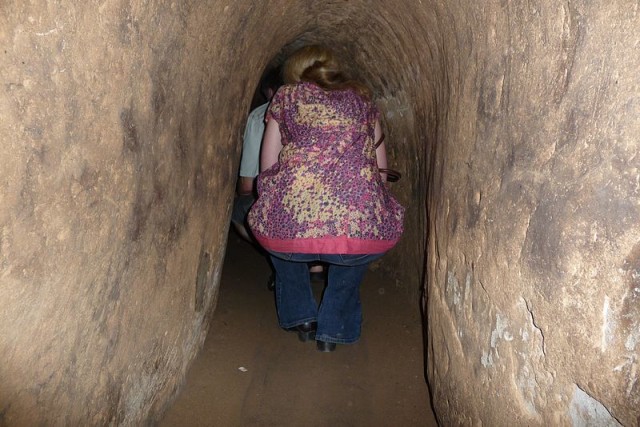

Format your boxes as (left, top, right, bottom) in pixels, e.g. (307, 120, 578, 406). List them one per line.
(231, 68, 326, 288)
(231, 69, 281, 241)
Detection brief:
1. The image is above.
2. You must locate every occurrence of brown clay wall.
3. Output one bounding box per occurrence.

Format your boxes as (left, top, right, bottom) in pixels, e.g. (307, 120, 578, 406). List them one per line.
(425, 3, 639, 426)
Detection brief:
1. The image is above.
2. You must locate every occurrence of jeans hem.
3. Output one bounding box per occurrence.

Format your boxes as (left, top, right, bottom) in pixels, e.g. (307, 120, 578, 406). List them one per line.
(279, 317, 317, 330)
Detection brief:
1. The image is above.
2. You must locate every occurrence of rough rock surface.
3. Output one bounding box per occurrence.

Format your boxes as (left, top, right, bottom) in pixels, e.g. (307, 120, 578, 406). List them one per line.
(425, 2, 640, 426)
(0, 0, 637, 425)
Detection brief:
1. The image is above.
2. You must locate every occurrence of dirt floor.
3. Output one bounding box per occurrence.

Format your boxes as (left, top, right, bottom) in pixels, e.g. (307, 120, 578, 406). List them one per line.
(160, 232, 437, 426)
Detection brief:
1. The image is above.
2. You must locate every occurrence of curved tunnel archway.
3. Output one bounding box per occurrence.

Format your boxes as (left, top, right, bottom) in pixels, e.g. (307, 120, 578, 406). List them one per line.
(0, 1, 638, 425)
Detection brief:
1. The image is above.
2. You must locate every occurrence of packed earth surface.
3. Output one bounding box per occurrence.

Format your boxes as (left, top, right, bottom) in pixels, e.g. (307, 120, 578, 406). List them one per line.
(160, 232, 437, 426)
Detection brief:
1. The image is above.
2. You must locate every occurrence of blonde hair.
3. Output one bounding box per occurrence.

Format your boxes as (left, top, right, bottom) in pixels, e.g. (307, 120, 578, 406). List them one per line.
(282, 45, 371, 98)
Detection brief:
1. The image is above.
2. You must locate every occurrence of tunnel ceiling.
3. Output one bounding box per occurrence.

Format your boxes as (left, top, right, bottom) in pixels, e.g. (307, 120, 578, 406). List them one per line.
(1, 1, 638, 425)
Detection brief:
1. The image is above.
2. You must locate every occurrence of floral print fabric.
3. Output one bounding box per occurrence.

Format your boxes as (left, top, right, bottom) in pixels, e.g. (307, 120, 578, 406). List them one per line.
(247, 82, 404, 254)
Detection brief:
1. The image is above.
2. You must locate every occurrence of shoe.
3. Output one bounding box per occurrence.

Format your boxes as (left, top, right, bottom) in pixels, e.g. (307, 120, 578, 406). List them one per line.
(286, 321, 317, 342)
(316, 340, 337, 352)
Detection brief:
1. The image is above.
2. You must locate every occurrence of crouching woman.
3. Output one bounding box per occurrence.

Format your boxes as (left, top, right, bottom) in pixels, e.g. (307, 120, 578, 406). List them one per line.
(247, 45, 404, 352)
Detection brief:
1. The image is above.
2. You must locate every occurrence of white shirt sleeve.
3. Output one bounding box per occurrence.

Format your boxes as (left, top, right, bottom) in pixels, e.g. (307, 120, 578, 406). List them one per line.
(239, 103, 269, 178)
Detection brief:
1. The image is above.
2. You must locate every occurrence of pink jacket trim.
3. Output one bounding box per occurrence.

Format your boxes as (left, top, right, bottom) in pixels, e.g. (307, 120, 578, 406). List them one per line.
(253, 234, 399, 254)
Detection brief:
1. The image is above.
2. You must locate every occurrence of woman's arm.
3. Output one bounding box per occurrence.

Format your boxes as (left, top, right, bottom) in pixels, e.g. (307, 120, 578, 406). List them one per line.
(260, 119, 283, 171)
(374, 120, 388, 181)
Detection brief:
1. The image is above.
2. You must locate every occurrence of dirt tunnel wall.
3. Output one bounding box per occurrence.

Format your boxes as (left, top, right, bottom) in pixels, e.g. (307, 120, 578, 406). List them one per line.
(0, 1, 638, 425)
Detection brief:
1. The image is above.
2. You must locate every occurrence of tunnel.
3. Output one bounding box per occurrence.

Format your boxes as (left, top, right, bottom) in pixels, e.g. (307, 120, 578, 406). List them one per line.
(1, 1, 639, 425)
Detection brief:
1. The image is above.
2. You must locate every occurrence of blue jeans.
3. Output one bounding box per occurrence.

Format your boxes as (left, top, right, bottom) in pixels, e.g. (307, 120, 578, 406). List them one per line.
(269, 252, 384, 344)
